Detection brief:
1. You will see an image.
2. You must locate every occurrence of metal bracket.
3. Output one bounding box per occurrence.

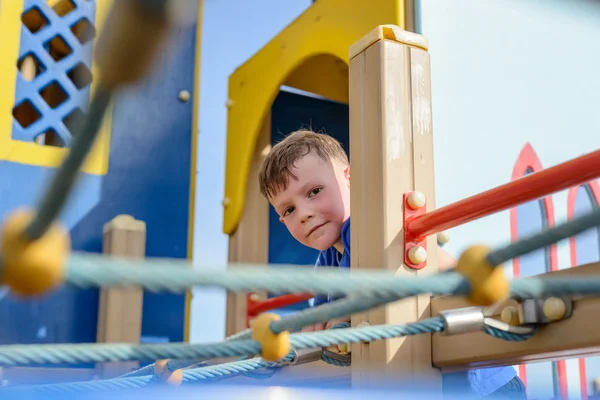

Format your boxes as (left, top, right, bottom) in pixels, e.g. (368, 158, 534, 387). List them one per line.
(519, 296, 573, 325)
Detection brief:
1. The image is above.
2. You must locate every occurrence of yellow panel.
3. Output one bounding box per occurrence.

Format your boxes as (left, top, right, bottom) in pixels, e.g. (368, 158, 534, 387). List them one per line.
(284, 54, 349, 104)
(0, 0, 113, 175)
(185, 0, 204, 344)
(223, 0, 407, 235)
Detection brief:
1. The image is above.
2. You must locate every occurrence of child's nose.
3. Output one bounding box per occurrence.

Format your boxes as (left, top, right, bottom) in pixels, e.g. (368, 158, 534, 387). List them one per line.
(298, 207, 314, 223)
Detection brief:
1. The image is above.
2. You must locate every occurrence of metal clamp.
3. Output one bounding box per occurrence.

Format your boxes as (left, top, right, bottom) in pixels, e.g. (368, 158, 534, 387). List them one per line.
(439, 306, 485, 335)
(439, 304, 537, 336)
(289, 348, 323, 366)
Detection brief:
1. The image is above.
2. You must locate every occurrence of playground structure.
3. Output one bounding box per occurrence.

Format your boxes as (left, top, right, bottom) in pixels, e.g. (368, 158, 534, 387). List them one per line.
(0, 0, 599, 398)
(0, 0, 196, 349)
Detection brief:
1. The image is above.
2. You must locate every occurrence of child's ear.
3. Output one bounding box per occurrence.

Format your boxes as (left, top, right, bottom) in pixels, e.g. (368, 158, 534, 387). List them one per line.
(344, 165, 350, 183)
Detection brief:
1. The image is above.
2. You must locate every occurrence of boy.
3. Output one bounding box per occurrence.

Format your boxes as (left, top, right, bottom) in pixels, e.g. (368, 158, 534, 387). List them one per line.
(258, 129, 526, 398)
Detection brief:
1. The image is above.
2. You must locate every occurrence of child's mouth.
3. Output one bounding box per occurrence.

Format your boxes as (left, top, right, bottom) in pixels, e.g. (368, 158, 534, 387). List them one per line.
(308, 222, 327, 237)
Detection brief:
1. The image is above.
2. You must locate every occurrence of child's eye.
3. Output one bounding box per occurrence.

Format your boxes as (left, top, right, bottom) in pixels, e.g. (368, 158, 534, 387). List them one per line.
(283, 206, 295, 217)
(309, 187, 322, 197)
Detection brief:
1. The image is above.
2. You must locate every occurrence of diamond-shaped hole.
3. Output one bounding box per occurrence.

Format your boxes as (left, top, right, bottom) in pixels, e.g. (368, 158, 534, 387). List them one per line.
(35, 129, 64, 147)
(71, 18, 96, 45)
(13, 100, 41, 129)
(40, 81, 69, 109)
(48, 0, 76, 17)
(67, 62, 93, 89)
(44, 35, 72, 62)
(17, 53, 46, 81)
(62, 107, 86, 135)
(21, 6, 50, 33)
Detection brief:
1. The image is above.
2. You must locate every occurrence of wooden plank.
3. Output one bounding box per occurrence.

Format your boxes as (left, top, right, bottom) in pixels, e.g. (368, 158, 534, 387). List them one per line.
(409, 44, 440, 388)
(96, 214, 146, 378)
(432, 261, 600, 371)
(225, 114, 270, 337)
(348, 25, 440, 391)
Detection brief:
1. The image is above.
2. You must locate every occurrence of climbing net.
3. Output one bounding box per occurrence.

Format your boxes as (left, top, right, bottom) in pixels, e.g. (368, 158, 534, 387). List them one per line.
(0, 0, 600, 396)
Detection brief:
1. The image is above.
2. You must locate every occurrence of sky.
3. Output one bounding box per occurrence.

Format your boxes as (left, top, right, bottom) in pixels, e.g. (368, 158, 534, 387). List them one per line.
(189, 0, 312, 343)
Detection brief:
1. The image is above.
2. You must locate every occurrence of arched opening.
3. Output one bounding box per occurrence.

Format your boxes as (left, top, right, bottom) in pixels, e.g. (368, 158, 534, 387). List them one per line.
(509, 143, 565, 399)
(568, 181, 600, 399)
(266, 85, 349, 313)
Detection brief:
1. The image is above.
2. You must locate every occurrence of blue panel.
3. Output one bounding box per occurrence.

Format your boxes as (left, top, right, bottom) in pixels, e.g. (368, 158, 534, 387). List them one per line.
(69, 21, 198, 343)
(268, 89, 349, 311)
(14, 0, 96, 145)
(574, 184, 600, 265)
(0, 162, 101, 353)
(514, 169, 557, 399)
(515, 200, 550, 277)
(0, 10, 198, 350)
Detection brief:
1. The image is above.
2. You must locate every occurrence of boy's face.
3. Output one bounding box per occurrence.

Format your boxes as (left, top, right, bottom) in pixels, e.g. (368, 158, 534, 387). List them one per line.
(270, 152, 350, 252)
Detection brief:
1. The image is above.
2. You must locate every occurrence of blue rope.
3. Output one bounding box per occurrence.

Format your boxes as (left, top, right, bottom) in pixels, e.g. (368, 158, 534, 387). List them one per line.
(0, 318, 446, 367)
(487, 207, 600, 267)
(321, 352, 351, 367)
(63, 252, 600, 303)
(320, 321, 351, 367)
(483, 326, 537, 342)
(2, 354, 295, 394)
(119, 326, 254, 378)
(0, 319, 539, 394)
(269, 292, 457, 335)
(65, 254, 472, 295)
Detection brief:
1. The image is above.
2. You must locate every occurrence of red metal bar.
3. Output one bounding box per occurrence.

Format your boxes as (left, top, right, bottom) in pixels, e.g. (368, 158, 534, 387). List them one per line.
(247, 293, 314, 316)
(406, 149, 600, 239)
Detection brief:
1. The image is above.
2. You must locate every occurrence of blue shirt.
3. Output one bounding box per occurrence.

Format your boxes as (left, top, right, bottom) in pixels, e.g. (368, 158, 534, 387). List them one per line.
(311, 217, 517, 396)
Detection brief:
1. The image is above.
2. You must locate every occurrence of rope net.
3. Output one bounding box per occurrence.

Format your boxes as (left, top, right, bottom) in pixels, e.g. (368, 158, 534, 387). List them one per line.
(0, 0, 599, 396)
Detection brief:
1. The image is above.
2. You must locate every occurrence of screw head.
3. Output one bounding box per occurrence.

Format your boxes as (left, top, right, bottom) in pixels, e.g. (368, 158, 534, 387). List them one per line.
(407, 191, 426, 209)
(408, 245, 427, 265)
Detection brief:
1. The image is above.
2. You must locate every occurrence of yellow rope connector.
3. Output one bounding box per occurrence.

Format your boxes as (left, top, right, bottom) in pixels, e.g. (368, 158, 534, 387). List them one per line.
(0, 208, 69, 296)
(154, 359, 183, 387)
(456, 245, 509, 306)
(250, 313, 290, 362)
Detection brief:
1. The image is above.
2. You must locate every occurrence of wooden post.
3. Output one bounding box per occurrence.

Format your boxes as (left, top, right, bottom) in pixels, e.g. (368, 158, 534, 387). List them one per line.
(348, 25, 441, 391)
(96, 214, 146, 378)
(225, 114, 270, 336)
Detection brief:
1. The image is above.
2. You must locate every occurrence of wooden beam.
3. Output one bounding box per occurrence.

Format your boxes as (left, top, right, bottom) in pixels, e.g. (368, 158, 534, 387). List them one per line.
(225, 113, 270, 337)
(96, 214, 146, 378)
(432, 261, 600, 371)
(348, 25, 440, 391)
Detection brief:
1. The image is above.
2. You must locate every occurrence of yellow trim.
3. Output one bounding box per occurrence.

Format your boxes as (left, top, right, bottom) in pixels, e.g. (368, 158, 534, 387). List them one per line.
(223, 0, 407, 235)
(184, 0, 204, 343)
(0, 0, 112, 175)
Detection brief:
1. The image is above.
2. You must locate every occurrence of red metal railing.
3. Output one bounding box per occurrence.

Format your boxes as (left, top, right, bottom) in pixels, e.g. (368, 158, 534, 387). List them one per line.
(406, 149, 600, 240)
(246, 292, 314, 327)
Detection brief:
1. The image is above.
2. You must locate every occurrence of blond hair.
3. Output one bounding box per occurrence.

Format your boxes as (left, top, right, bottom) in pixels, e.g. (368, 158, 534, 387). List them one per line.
(259, 129, 348, 199)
